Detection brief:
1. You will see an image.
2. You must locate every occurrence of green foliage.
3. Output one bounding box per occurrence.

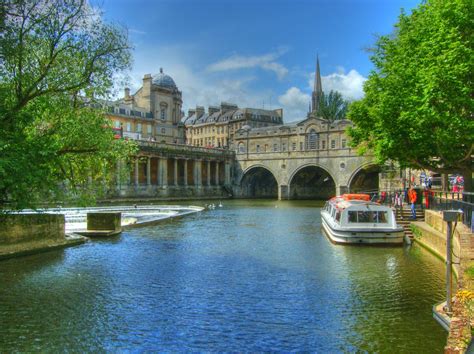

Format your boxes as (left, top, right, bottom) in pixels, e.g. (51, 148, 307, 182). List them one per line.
(0, 0, 137, 210)
(317, 90, 349, 122)
(347, 0, 473, 189)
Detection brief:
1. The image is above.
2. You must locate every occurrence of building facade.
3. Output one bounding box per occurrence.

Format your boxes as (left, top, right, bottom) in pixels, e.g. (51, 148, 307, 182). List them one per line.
(106, 68, 185, 144)
(182, 103, 283, 148)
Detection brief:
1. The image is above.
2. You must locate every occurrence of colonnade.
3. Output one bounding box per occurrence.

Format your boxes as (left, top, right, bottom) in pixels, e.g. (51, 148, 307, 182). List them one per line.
(116, 156, 231, 190)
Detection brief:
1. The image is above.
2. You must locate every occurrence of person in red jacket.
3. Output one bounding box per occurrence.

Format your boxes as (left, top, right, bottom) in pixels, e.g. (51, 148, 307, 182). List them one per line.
(408, 187, 417, 220)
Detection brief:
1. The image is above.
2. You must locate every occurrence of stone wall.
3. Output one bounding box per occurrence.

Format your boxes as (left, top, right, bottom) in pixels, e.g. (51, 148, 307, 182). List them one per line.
(0, 213, 85, 260)
(0, 214, 65, 245)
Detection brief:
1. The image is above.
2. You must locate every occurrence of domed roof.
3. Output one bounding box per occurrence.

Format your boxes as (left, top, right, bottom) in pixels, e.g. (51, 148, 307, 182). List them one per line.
(152, 68, 177, 89)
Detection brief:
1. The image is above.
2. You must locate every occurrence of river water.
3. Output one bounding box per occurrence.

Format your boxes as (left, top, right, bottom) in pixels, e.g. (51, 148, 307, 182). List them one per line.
(0, 200, 447, 352)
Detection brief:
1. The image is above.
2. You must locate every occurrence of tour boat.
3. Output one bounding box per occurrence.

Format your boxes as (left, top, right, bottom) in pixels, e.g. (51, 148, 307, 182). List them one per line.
(321, 194, 404, 245)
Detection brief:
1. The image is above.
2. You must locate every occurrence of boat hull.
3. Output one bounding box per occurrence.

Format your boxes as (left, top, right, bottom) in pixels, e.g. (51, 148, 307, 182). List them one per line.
(321, 214, 404, 245)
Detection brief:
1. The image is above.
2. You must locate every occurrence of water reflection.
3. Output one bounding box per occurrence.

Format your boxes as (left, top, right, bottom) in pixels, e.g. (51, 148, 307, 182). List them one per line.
(0, 200, 446, 352)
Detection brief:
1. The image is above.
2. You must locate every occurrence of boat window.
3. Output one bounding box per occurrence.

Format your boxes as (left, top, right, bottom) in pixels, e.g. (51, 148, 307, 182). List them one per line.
(377, 211, 388, 223)
(331, 209, 336, 218)
(335, 211, 341, 222)
(357, 211, 374, 223)
(348, 211, 357, 223)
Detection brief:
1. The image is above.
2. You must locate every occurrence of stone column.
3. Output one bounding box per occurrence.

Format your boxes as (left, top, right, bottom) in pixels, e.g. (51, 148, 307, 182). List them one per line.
(206, 160, 211, 186)
(134, 159, 139, 187)
(146, 157, 151, 186)
(157, 158, 162, 186)
(215, 161, 220, 186)
(174, 159, 178, 186)
(224, 162, 231, 185)
(194, 160, 202, 188)
(161, 157, 168, 188)
(279, 185, 289, 200)
(183, 159, 188, 186)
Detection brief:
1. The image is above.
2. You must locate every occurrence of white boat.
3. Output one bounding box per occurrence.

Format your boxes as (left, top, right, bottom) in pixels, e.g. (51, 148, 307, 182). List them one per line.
(321, 194, 404, 245)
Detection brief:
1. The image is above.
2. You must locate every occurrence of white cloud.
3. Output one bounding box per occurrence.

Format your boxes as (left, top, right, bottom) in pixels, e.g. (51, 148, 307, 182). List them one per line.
(207, 51, 289, 80)
(278, 87, 311, 122)
(308, 67, 366, 100)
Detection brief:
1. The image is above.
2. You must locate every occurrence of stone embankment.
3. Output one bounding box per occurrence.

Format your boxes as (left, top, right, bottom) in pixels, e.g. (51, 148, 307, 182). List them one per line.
(0, 213, 85, 260)
(411, 210, 474, 353)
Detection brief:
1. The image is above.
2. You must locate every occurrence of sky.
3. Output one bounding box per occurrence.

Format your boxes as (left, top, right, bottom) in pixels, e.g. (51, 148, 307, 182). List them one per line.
(99, 0, 421, 122)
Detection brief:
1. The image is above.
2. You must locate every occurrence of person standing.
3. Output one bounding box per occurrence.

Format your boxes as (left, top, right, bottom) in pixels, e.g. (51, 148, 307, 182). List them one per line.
(394, 191, 403, 220)
(408, 187, 417, 220)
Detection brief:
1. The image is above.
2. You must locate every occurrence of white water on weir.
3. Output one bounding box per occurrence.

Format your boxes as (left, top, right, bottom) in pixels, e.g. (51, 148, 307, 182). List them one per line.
(16, 205, 204, 232)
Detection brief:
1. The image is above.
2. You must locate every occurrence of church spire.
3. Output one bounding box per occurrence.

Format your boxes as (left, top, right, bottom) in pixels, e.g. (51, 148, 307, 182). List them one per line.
(311, 55, 323, 114)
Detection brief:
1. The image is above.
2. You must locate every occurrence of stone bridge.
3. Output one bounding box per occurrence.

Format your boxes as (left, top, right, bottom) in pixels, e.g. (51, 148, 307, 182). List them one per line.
(232, 149, 380, 200)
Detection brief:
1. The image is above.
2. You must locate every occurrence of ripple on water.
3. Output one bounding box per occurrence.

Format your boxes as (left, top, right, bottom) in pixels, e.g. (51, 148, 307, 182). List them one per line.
(0, 200, 447, 352)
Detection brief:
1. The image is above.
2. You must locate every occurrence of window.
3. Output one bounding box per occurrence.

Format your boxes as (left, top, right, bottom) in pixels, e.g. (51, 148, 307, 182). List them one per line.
(264, 144, 268, 152)
(335, 211, 341, 222)
(160, 109, 166, 120)
(331, 140, 336, 149)
(119, 108, 126, 115)
(273, 144, 278, 152)
(114, 120, 121, 128)
(308, 129, 319, 150)
(282, 143, 286, 151)
(161, 128, 166, 134)
(126, 122, 131, 132)
(256, 145, 260, 153)
(136, 123, 142, 133)
(348, 211, 357, 222)
(322, 140, 326, 149)
(292, 142, 297, 151)
(238, 142, 245, 154)
(341, 139, 347, 148)
(147, 125, 152, 134)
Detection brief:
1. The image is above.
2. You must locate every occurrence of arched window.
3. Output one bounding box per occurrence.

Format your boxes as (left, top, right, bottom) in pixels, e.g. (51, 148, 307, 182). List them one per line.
(238, 142, 245, 154)
(307, 129, 319, 150)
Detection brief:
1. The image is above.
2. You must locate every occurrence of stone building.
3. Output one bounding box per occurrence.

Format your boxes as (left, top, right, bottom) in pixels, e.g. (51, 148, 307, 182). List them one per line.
(106, 68, 185, 144)
(182, 103, 283, 148)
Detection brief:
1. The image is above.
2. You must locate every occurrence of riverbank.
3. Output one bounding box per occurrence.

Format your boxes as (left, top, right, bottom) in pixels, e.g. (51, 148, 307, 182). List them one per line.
(411, 210, 474, 353)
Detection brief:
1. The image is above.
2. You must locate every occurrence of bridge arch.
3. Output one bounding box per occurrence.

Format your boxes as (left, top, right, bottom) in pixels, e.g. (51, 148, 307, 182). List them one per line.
(240, 164, 278, 199)
(288, 163, 337, 200)
(347, 163, 382, 193)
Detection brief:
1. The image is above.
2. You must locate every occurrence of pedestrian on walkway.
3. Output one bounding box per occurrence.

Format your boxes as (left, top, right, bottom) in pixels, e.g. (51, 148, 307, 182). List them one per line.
(394, 191, 403, 220)
(408, 187, 417, 220)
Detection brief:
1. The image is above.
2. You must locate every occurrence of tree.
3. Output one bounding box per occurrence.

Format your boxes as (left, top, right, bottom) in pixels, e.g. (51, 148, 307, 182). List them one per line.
(347, 0, 473, 192)
(317, 90, 349, 122)
(0, 0, 136, 209)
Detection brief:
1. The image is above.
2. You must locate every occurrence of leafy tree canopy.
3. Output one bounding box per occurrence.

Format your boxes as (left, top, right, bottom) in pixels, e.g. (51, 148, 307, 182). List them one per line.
(0, 0, 136, 210)
(317, 90, 349, 122)
(347, 0, 473, 190)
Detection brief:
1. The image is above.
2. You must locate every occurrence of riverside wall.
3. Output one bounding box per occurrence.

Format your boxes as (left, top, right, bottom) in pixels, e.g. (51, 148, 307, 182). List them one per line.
(411, 210, 474, 353)
(0, 214, 85, 260)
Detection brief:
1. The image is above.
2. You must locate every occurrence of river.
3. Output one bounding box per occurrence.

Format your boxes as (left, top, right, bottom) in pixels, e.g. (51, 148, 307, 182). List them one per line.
(0, 200, 447, 352)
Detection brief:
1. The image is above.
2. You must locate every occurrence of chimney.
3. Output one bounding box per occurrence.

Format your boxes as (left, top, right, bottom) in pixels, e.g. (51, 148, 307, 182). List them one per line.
(208, 106, 220, 115)
(196, 106, 205, 118)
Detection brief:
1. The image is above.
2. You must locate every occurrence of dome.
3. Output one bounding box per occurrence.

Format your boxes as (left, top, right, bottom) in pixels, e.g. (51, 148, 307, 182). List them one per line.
(152, 68, 177, 89)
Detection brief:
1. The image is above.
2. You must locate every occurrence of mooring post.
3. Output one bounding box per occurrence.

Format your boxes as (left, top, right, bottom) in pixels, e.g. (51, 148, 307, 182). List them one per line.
(446, 219, 453, 314)
(443, 210, 461, 314)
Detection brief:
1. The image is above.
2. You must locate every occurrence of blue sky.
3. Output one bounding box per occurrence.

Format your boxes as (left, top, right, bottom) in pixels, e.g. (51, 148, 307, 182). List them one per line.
(100, 0, 421, 121)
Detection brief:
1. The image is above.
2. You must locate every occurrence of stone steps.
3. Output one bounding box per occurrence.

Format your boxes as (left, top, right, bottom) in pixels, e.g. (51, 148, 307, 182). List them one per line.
(394, 208, 425, 240)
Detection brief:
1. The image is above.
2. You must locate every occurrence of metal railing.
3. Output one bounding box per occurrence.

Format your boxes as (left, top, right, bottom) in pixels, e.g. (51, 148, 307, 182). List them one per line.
(353, 189, 473, 229)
